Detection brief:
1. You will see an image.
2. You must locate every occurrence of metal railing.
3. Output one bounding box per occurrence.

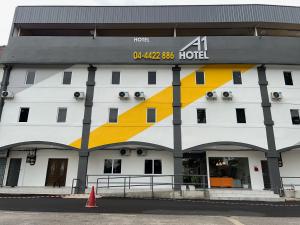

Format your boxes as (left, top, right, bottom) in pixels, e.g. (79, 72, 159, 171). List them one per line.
(71, 178, 81, 194)
(85, 174, 208, 197)
(280, 176, 300, 194)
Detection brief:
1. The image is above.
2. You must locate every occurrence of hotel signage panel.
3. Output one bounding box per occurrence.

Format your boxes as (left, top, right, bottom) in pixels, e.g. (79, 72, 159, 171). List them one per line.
(2, 36, 300, 64)
(132, 36, 209, 61)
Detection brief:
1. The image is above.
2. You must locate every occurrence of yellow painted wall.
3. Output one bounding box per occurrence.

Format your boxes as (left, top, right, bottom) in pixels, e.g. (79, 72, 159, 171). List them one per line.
(70, 64, 253, 149)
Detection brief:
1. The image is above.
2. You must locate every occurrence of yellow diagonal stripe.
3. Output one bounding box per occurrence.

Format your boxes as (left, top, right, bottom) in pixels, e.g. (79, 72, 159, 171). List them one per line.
(69, 64, 253, 149)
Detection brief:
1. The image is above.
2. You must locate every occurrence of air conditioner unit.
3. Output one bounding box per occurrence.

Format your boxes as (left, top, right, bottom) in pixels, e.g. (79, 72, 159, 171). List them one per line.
(134, 91, 145, 100)
(137, 149, 147, 156)
(1, 90, 14, 99)
(222, 91, 233, 100)
(206, 91, 217, 100)
(119, 91, 129, 99)
(271, 91, 282, 101)
(74, 91, 85, 100)
(120, 149, 131, 156)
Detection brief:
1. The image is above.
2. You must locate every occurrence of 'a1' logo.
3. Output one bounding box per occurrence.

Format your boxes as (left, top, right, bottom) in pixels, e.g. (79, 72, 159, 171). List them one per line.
(179, 36, 209, 60)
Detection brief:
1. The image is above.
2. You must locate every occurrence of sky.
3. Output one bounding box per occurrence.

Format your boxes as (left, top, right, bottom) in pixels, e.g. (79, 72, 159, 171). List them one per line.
(1, 0, 300, 45)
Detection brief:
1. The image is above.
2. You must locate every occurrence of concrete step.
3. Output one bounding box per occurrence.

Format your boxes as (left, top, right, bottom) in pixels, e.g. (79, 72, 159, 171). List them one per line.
(209, 192, 278, 196)
(207, 189, 282, 201)
(0, 187, 72, 195)
(210, 196, 285, 202)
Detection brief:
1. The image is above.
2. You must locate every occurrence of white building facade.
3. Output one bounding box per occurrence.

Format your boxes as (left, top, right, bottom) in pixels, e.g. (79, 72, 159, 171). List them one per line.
(0, 5, 300, 195)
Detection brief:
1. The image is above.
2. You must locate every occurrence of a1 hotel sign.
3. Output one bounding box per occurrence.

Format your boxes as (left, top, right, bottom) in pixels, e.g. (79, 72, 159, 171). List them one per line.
(132, 36, 209, 61)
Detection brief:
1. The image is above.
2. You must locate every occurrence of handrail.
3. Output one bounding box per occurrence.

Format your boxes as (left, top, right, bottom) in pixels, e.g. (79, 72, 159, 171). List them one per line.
(71, 178, 80, 194)
(280, 176, 300, 197)
(280, 176, 300, 186)
(87, 174, 208, 197)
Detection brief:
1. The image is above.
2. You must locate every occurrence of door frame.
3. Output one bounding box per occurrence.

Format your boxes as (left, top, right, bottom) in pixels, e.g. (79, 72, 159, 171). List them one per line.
(6, 158, 22, 187)
(45, 158, 68, 187)
(261, 160, 271, 190)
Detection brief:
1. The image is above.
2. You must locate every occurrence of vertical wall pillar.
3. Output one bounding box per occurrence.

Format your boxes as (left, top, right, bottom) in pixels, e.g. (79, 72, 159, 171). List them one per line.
(257, 65, 281, 194)
(76, 65, 97, 194)
(172, 65, 183, 190)
(0, 65, 12, 122)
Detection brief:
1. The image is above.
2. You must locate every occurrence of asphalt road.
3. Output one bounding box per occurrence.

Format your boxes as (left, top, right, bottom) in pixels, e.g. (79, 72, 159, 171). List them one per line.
(0, 196, 299, 217)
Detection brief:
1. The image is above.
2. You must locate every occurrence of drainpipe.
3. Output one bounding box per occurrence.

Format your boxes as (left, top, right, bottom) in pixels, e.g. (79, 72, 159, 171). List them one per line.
(0, 65, 12, 122)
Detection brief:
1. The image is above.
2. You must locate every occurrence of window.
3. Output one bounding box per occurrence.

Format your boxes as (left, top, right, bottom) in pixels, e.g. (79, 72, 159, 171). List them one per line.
(104, 159, 122, 174)
(196, 71, 205, 84)
(233, 71, 242, 84)
(63, 72, 72, 85)
(236, 108, 246, 123)
(147, 108, 156, 123)
(197, 109, 206, 123)
(25, 71, 35, 85)
(284, 71, 293, 86)
(112, 71, 120, 84)
(57, 107, 67, 123)
(109, 108, 118, 123)
(290, 109, 300, 125)
(144, 159, 162, 174)
(148, 71, 156, 85)
(19, 107, 30, 122)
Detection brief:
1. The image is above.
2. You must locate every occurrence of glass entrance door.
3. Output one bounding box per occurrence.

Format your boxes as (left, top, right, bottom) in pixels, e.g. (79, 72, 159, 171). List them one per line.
(209, 157, 251, 189)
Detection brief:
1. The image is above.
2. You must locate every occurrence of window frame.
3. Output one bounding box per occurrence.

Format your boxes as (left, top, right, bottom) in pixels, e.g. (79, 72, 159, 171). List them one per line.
(147, 108, 156, 123)
(236, 108, 246, 124)
(148, 71, 156, 85)
(196, 108, 206, 124)
(111, 71, 121, 85)
(233, 71, 242, 85)
(283, 71, 293, 86)
(103, 159, 122, 174)
(25, 71, 36, 85)
(195, 71, 205, 85)
(108, 108, 119, 123)
(62, 71, 72, 85)
(56, 107, 68, 123)
(18, 107, 30, 122)
(144, 159, 162, 174)
(290, 109, 300, 125)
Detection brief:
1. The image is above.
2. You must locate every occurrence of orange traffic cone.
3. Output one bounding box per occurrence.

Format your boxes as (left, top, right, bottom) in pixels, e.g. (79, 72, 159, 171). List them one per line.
(86, 186, 97, 208)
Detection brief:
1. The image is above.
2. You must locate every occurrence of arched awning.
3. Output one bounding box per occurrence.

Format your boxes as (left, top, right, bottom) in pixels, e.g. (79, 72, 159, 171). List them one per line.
(88, 141, 173, 152)
(183, 141, 268, 153)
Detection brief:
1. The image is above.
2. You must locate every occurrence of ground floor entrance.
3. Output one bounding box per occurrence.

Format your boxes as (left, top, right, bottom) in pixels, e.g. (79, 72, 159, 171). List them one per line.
(209, 157, 251, 188)
(182, 150, 267, 190)
(6, 158, 22, 187)
(261, 160, 271, 189)
(0, 158, 7, 186)
(45, 159, 68, 187)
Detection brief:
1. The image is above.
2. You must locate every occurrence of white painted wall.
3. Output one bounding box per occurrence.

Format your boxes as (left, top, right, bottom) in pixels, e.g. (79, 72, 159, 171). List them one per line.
(267, 66, 300, 149)
(206, 151, 266, 190)
(280, 150, 300, 190)
(87, 150, 174, 188)
(0, 66, 87, 147)
(3, 150, 79, 187)
(181, 67, 267, 149)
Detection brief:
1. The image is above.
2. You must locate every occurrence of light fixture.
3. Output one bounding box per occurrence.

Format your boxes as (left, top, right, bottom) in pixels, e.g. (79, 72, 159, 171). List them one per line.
(216, 161, 223, 167)
(26, 149, 37, 166)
